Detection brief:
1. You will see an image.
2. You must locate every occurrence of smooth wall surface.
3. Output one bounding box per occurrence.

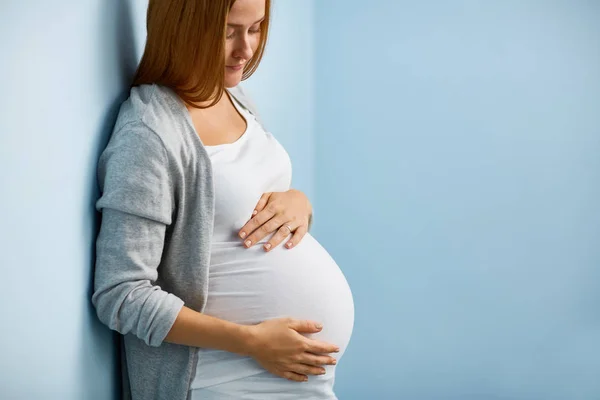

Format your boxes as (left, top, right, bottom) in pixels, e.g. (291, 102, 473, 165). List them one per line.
(1, 1, 148, 398)
(314, 1, 600, 399)
(2, 1, 599, 399)
(242, 0, 316, 203)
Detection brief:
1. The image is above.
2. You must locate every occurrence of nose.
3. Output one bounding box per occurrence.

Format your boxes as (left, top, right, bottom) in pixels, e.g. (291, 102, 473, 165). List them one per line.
(233, 34, 254, 62)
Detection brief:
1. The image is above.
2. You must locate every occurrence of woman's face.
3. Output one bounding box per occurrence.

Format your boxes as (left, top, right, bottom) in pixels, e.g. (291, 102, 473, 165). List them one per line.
(224, 0, 265, 88)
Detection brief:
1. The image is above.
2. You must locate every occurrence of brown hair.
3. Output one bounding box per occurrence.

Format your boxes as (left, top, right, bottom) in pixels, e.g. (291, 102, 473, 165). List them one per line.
(131, 0, 271, 109)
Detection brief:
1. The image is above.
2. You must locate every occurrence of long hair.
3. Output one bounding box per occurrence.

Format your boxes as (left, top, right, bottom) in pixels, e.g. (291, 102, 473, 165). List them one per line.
(131, 0, 271, 109)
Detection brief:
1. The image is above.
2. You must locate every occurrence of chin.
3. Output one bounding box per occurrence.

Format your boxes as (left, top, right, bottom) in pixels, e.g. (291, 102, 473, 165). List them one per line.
(224, 73, 243, 88)
(225, 76, 241, 88)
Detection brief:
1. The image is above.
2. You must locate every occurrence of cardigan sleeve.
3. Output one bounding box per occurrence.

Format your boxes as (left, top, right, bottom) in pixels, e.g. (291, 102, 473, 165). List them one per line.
(92, 124, 184, 347)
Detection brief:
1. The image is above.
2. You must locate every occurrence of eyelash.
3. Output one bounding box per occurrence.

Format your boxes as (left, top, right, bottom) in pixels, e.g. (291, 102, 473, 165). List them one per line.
(226, 28, 261, 40)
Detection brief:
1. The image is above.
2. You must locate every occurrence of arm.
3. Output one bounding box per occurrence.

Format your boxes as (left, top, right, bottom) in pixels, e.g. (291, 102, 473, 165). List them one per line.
(93, 124, 249, 353)
(164, 306, 252, 355)
(93, 126, 178, 347)
(94, 205, 254, 354)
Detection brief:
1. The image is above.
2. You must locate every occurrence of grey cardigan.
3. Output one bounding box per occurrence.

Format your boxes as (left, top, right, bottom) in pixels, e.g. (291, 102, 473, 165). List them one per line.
(93, 83, 308, 400)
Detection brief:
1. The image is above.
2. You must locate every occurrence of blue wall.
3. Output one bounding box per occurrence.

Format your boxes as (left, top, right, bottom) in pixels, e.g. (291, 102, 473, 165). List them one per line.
(243, 0, 316, 203)
(2, 0, 599, 399)
(0, 1, 145, 398)
(314, 1, 600, 399)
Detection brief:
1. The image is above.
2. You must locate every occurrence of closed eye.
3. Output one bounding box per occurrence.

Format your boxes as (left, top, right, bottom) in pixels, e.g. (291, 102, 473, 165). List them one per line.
(227, 27, 262, 40)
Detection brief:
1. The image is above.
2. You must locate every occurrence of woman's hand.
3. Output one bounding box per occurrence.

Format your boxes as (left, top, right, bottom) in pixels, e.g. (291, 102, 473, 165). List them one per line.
(244, 318, 339, 382)
(238, 189, 312, 251)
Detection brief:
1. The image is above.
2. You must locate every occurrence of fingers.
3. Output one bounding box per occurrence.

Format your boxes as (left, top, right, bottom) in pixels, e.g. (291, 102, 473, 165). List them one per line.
(300, 354, 337, 367)
(238, 214, 269, 244)
(240, 216, 278, 248)
(238, 193, 274, 241)
(288, 319, 324, 334)
(286, 320, 340, 354)
(264, 222, 297, 252)
(252, 192, 272, 218)
(304, 337, 340, 354)
(284, 224, 307, 250)
(281, 370, 308, 382)
(288, 363, 327, 377)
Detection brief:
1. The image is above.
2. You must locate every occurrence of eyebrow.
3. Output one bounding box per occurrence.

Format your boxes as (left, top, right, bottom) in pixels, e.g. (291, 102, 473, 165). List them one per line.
(227, 16, 265, 28)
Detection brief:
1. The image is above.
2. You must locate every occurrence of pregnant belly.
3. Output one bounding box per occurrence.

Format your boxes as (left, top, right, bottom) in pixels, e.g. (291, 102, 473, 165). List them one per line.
(203, 232, 355, 357)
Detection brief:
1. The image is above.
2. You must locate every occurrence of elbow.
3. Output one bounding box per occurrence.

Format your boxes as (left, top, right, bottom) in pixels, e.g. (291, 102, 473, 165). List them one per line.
(91, 282, 185, 347)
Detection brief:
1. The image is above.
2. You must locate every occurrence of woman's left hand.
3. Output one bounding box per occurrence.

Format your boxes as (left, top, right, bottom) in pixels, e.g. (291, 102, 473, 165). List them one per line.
(238, 189, 312, 252)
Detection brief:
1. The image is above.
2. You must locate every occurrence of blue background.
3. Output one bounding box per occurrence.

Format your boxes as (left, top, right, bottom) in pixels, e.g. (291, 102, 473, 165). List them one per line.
(1, 1, 598, 399)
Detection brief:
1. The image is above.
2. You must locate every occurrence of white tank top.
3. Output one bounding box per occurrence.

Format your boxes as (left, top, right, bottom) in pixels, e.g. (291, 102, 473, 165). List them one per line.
(189, 93, 355, 399)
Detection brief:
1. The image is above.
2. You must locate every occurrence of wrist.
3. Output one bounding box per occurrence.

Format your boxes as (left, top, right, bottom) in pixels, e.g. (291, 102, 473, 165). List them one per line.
(235, 324, 258, 357)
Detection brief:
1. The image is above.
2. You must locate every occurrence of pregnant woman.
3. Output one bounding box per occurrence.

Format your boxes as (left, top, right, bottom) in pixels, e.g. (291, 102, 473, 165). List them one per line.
(92, 0, 354, 399)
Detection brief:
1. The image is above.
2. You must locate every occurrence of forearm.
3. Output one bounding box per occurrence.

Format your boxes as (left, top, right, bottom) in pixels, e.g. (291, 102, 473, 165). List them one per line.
(164, 305, 254, 356)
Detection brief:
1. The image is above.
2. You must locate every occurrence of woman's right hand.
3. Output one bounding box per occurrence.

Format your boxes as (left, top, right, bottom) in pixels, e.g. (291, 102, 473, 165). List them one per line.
(244, 318, 340, 382)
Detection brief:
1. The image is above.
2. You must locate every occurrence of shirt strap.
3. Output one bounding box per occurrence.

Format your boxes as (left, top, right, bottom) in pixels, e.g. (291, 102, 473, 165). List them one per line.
(226, 85, 268, 131)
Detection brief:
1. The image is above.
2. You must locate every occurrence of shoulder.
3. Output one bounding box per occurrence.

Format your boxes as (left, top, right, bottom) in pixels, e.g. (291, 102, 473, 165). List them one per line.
(115, 84, 183, 132)
(111, 83, 193, 156)
(96, 118, 175, 224)
(102, 84, 186, 185)
(107, 86, 166, 160)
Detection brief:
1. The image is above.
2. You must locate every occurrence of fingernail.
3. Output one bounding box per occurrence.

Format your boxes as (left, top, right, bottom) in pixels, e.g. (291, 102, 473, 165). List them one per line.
(332, 359, 337, 365)
(286, 242, 293, 248)
(245, 240, 252, 247)
(252, 210, 258, 215)
(303, 377, 308, 381)
(240, 232, 246, 238)
(315, 323, 323, 329)
(264, 243, 271, 250)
